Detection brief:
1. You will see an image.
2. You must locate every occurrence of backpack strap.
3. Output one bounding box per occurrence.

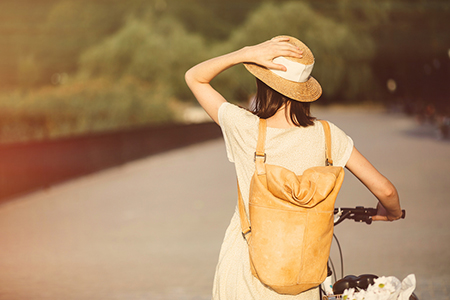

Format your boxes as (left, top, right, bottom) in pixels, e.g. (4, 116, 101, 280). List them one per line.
(319, 120, 334, 166)
(238, 118, 268, 242)
(256, 119, 332, 166)
(238, 119, 334, 242)
(238, 182, 251, 241)
(254, 118, 267, 175)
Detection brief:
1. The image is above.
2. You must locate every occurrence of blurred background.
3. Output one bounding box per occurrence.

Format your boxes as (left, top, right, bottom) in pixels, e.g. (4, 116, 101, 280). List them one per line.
(0, 1, 449, 300)
(0, 0, 449, 145)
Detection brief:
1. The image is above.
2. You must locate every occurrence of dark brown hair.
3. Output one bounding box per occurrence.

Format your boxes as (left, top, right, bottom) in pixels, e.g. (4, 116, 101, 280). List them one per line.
(251, 79, 315, 127)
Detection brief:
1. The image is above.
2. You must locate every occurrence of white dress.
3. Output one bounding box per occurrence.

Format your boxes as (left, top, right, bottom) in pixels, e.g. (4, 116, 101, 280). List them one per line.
(213, 102, 354, 300)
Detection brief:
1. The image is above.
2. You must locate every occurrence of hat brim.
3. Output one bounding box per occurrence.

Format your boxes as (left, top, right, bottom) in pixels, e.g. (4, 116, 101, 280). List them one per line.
(243, 36, 322, 102)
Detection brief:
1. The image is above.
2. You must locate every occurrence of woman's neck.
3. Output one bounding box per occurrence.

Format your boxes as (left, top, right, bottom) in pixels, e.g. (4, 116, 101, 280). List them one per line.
(266, 105, 297, 128)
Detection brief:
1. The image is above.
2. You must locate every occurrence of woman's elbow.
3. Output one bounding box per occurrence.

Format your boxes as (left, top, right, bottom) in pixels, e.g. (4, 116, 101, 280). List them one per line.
(184, 68, 194, 85)
(381, 183, 398, 200)
(185, 68, 204, 89)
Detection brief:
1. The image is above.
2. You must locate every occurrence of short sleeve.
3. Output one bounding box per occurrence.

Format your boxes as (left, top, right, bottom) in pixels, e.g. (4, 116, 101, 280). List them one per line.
(218, 102, 258, 163)
(328, 122, 354, 167)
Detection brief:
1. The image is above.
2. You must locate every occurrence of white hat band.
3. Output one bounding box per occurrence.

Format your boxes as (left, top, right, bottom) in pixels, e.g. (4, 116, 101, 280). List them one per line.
(269, 56, 314, 83)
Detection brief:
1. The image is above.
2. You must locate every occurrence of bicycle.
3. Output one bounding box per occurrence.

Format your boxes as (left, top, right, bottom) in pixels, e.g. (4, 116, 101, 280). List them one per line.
(319, 206, 418, 300)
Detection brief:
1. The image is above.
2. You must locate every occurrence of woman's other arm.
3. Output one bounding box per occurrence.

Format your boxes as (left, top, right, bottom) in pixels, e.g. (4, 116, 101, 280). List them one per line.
(184, 37, 302, 124)
(345, 147, 403, 221)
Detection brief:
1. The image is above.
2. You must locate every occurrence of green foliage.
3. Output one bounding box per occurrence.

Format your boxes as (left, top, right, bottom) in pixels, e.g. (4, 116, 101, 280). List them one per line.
(0, 77, 173, 144)
(326, 0, 390, 31)
(37, 0, 130, 73)
(3, 0, 154, 86)
(217, 2, 377, 102)
(164, 0, 232, 41)
(16, 55, 42, 88)
(0, 0, 448, 143)
(78, 13, 210, 101)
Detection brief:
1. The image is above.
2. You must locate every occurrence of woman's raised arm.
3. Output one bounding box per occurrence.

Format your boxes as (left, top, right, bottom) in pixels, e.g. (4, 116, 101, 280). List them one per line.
(184, 37, 302, 124)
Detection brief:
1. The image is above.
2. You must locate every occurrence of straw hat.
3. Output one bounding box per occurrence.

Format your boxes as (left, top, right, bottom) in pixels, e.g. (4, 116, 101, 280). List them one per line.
(244, 35, 322, 102)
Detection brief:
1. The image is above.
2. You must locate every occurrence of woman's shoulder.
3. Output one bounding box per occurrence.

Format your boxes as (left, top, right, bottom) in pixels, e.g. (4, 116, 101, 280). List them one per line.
(217, 102, 260, 163)
(313, 118, 354, 166)
(313, 119, 348, 136)
(218, 102, 259, 130)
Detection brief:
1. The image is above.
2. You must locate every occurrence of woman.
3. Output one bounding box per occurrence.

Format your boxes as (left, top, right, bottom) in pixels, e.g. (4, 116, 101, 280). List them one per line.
(185, 36, 403, 300)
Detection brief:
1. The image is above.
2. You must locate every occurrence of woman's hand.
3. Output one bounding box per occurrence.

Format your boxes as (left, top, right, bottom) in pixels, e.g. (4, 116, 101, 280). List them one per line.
(185, 36, 303, 124)
(372, 202, 403, 221)
(241, 37, 303, 71)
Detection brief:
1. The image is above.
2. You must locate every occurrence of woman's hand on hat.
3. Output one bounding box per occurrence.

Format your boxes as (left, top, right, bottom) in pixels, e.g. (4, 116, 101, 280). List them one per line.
(242, 37, 303, 71)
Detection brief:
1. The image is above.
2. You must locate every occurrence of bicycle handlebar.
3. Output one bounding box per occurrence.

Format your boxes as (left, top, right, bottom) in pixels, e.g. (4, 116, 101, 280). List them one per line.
(333, 206, 406, 225)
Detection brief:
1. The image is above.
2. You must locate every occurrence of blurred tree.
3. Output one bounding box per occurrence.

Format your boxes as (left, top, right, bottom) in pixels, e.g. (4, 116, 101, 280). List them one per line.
(0, 0, 56, 88)
(164, 0, 232, 40)
(16, 55, 42, 88)
(78, 12, 210, 101)
(312, 0, 390, 30)
(370, 0, 450, 105)
(0, 0, 155, 87)
(212, 1, 376, 103)
(0, 0, 448, 117)
(36, 0, 148, 82)
(0, 77, 174, 143)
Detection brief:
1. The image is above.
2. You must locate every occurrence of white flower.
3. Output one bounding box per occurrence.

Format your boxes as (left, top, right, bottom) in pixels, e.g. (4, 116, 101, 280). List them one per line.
(342, 288, 356, 300)
(341, 275, 408, 300)
(354, 289, 366, 300)
(398, 274, 416, 300)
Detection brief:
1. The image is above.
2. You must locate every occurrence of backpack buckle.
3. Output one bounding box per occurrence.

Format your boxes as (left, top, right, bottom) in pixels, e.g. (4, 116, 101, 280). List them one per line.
(242, 228, 251, 241)
(254, 152, 266, 162)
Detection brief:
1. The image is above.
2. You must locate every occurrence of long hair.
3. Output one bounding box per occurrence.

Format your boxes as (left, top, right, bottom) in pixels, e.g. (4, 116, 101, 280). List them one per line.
(251, 79, 315, 127)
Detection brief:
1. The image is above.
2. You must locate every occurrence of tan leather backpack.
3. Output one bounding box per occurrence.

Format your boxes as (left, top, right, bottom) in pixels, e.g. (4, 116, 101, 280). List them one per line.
(238, 119, 345, 295)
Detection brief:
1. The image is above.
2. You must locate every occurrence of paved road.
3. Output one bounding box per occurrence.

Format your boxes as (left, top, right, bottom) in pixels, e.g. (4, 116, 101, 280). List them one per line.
(0, 107, 449, 300)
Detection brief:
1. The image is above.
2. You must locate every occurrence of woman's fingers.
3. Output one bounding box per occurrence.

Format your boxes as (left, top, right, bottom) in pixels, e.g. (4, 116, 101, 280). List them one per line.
(372, 215, 388, 221)
(244, 37, 303, 70)
(267, 62, 287, 71)
(372, 202, 402, 221)
(267, 49, 303, 71)
(271, 36, 291, 43)
(272, 40, 302, 56)
(372, 203, 389, 221)
(372, 214, 401, 221)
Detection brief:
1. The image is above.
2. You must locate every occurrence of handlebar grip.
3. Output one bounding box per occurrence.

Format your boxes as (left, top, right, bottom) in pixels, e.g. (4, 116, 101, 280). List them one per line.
(373, 209, 406, 219)
(366, 207, 406, 219)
